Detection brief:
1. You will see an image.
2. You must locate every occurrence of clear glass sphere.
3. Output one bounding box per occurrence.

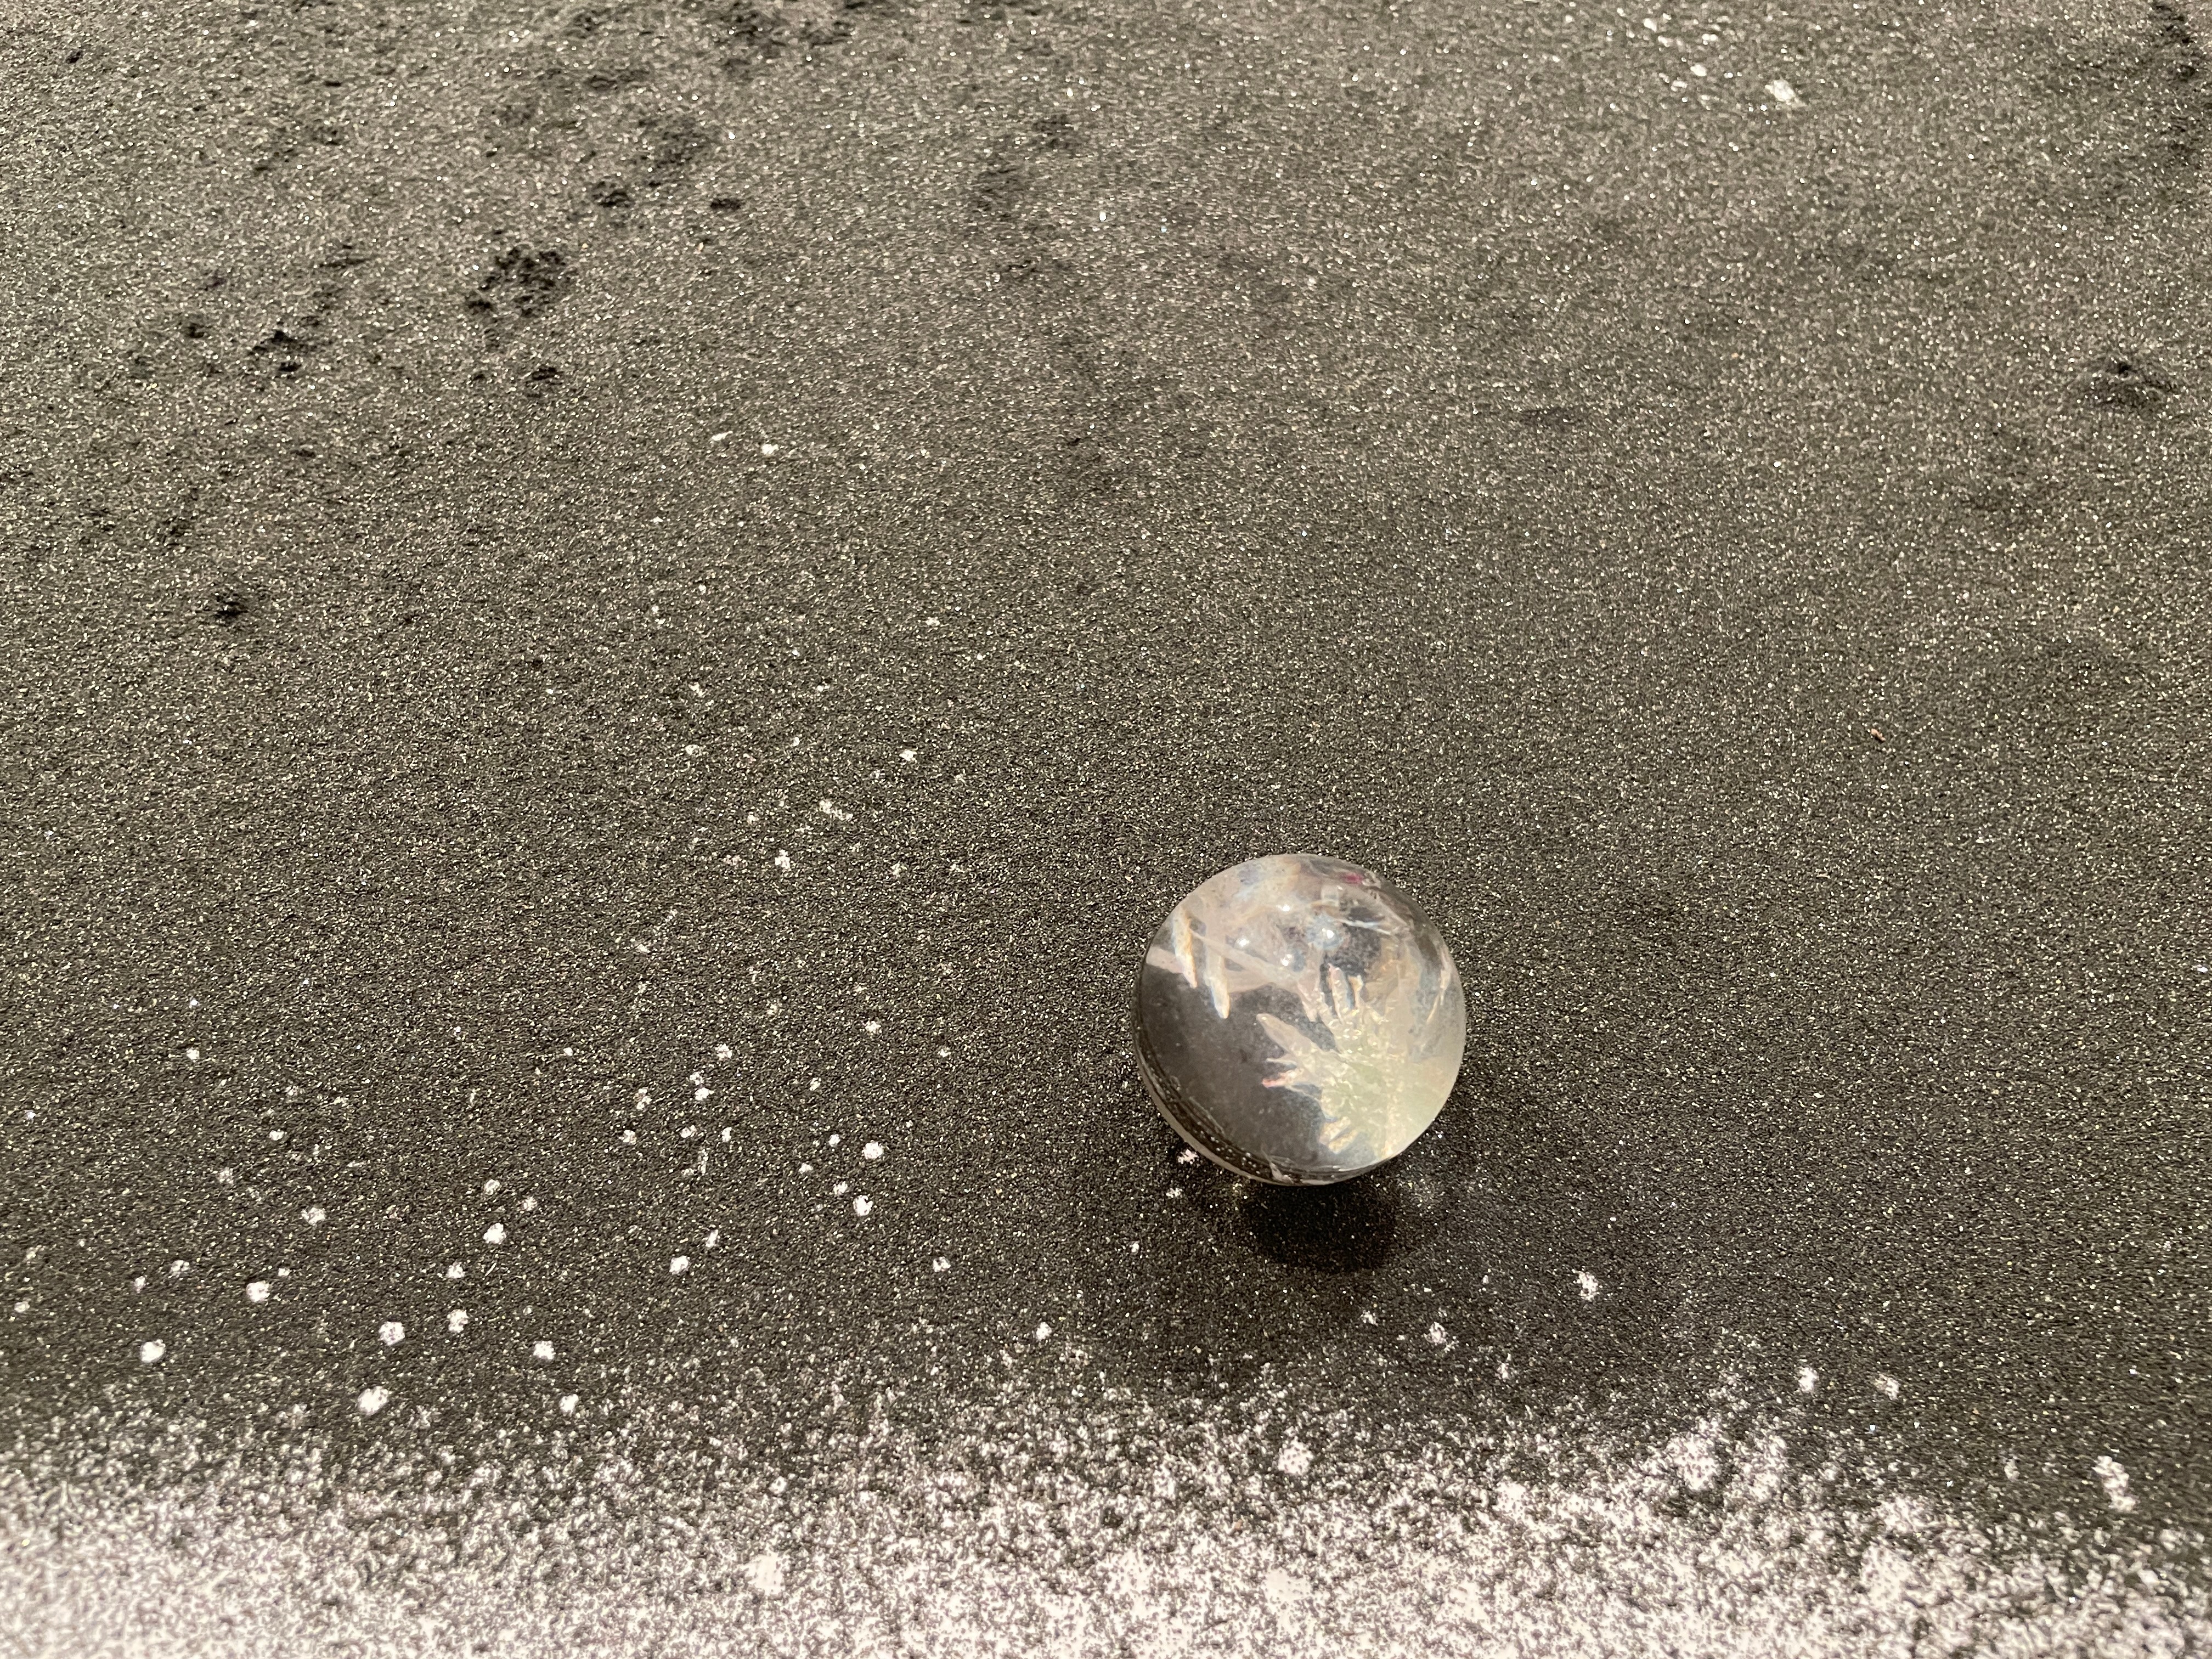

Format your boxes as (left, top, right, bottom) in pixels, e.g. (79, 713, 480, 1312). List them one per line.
(1134, 854, 1466, 1185)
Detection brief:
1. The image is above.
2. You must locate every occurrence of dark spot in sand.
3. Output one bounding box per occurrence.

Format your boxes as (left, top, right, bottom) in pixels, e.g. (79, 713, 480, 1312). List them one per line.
(695, 0, 787, 75)
(998, 252, 1069, 284)
(1517, 405, 1583, 430)
(2082, 351, 2177, 410)
(971, 156, 1034, 220)
(642, 113, 714, 183)
(477, 246, 573, 318)
(204, 589, 257, 624)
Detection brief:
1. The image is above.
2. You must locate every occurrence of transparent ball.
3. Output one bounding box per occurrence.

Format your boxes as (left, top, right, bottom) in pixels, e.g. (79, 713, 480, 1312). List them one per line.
(1134, 854, 1466, 1186)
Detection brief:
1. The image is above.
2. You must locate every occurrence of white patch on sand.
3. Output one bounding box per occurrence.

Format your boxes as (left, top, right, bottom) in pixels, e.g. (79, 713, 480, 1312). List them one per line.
(245, 1282, 271, 1304)
(483, 1224, 506, 1246)
(532, 1342, 555, 1362)
(5, 1375, 2202, 1657)
(378, 1322, 404, 1347)
(1577, 1271, 1600, 1301)
(136, 1341, 164, 1364)
(745, 1551, 786, 1597)
(2094, 1456, 2137, 1513)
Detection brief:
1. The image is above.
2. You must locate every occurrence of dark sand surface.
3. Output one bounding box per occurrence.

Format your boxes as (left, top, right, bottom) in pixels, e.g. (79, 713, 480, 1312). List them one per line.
(2, 0, 2207, 1650)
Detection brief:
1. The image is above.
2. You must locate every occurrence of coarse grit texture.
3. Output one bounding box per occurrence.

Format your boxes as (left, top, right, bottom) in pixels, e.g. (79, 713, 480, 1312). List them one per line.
(0, 0, 2207, 1652)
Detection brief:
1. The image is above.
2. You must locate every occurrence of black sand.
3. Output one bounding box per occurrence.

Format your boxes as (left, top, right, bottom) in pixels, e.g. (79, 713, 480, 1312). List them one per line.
(2, 0, 2207, 1647)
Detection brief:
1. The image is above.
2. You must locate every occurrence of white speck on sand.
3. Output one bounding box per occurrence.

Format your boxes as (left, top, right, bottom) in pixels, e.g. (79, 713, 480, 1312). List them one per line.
(378, 1322, 404, 1347)
(559, 1394, 579, 1415)
(1577, 1271, 1600, 1301)
(532, 1341, 555, 1362)
(446, 1263, 465, 1280)
(670, 1256, 691, 1276)
(356, 1386, 390, 1417)
(483, 1224, 506, 1246)
(1874, 1374, 1901, 1401)
(774, 850, 792, 873)
(862, 1142, 884, 1161)
(137, 1341, 165, 1364)
(853, 1197, 872, 1217)
(1276, 1440, 1312, 1477)
(704, 1231, 721, 1251)
(245, 1282, 270, 1304)
(932, 1257, 950, 1272)
(1798, 1367, 1819, 1395)
(447, 1310, 469, 1334)
(745, 1551, 785, 1596)
(2094, 1455, 2137, 1513)
(1035, 1323, 1052, 1341)
(301, 1207, 326, 1226)
(1765, 77, 1798, 103)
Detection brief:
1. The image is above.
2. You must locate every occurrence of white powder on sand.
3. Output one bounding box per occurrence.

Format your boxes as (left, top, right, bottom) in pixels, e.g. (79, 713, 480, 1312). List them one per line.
(0, 1372, 2197, 1658)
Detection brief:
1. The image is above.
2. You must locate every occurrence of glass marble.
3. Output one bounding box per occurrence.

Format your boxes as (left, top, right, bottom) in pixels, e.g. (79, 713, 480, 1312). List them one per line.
(1134, 854, 1466, 1186)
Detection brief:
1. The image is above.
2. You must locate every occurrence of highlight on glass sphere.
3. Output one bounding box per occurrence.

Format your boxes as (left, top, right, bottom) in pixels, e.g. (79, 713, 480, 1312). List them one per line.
(1133, 853, 1466, 1186)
